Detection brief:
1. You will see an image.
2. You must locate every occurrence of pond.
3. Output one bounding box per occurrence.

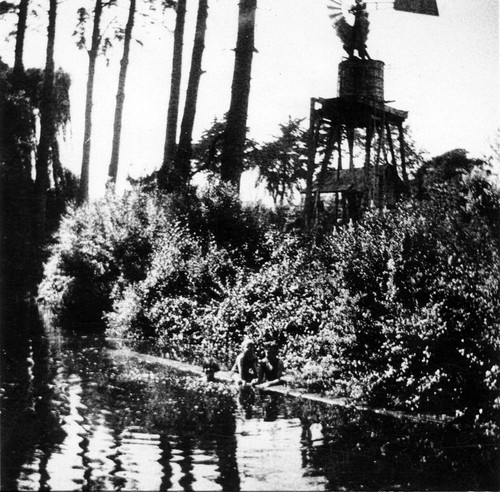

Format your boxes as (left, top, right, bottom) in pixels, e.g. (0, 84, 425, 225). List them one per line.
(1, 305, 499, 491)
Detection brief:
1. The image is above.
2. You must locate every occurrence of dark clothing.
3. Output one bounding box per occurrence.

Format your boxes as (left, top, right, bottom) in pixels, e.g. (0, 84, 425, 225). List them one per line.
(259, 357, 284, 382)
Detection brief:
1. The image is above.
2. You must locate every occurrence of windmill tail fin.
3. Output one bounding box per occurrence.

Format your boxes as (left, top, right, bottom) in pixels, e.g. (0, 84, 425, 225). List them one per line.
(393, 0, 439, 16)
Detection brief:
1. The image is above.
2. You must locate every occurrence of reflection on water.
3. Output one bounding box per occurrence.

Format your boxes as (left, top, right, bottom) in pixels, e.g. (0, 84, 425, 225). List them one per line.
(1, 305, 499, 491)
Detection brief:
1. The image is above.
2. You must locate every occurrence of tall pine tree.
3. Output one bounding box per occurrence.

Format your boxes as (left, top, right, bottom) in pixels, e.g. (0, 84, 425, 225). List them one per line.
(220, 0, 257, 188)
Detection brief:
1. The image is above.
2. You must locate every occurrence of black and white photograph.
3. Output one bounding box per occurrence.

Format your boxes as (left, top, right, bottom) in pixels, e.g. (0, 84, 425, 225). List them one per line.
(1, 0, 499, 490)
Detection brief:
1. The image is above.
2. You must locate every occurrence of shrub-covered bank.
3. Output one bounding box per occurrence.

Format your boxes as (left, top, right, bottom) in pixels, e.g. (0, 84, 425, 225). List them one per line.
(40, 155, 500, 434)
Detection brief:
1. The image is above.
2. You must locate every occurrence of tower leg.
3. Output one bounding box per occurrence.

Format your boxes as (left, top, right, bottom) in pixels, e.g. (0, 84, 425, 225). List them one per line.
(397, 122, 409, 190)
(314, 123, 337, 224)
(346, 126, 355, 169)
(335, 125, 343, 224)
(364, 119, 375, 209)
(386, 122, 396, 166)
(304, 98, 321, 227)
(374, 122, 385, 210)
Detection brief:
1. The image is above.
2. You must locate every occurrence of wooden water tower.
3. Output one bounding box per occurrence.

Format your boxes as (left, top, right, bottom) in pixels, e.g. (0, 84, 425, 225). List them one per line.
(303, 0, 438, 225)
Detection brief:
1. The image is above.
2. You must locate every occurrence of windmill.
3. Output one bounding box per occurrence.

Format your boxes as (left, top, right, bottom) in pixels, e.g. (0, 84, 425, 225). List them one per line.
(303, 0, 439, 226)
(327, 0, 438, 59)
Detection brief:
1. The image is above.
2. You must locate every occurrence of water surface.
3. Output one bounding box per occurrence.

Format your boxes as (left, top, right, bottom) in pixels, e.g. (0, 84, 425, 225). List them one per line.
(1, 306, 499, 491)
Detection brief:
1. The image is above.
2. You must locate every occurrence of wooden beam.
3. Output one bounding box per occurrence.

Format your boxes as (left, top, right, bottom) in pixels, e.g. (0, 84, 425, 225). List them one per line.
(314, 123, 337, 223)
(397, 122, 409, 188)
(364, 119, 375, 208)
(346, 126, 355, 169)
(335, 126, 343, 223)
(304, 98, 321, 227)
(374, 122, 384, 210)
(386, 121, 397, 166)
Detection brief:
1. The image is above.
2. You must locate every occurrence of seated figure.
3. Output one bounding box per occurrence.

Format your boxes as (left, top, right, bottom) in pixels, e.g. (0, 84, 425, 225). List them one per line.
(202, 357, 220, 382)
(231, 339, 259, 387)
(256, 344, 284, 388)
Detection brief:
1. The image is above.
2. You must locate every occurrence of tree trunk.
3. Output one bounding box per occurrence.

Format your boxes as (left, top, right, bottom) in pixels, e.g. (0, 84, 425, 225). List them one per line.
(34, 0, 57, 245)
(158, 0, 186, 191)
(79, 0, 103, 203)
(13, 0, 29, 88)
(220, 0, 257, 188)
(174, 0, 208, 188)
(107, 0, 136, 189)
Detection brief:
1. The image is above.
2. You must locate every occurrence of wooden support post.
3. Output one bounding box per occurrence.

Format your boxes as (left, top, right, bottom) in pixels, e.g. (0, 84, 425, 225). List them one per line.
(397, 122, 409, 188)
(386, 122, 397, 166)
(335, 126, 343, 224)
(374, 122, 385, 210)
(314, 123, 337, 224)
(364, 119, 374, 209)
(304, 98, 320, 227)
(341, 193, 347, 223)
(346, 126, 355, 169)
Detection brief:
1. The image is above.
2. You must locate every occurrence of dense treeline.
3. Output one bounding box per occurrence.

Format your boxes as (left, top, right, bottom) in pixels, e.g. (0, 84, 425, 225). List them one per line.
(39, 150, 500, 434)
(0, 60, 77, 305)
(0, 0, 261, 322)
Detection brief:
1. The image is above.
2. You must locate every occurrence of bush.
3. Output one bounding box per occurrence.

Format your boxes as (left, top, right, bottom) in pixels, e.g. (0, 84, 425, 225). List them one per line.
(195, 232, 350, 373)
(323, 163, 500, 428)
(39, 190, 168, 322)
(107, 223, 241, 361)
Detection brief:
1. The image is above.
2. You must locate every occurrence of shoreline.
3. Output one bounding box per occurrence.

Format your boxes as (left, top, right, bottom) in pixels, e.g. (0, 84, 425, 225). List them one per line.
(109, 346, 454, 425)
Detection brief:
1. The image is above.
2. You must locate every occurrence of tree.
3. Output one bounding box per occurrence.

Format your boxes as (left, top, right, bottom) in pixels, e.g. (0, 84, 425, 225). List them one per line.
(1, 16, 72, 300)
(33, 0, 57, 243)
(158, 0, 187, 191)
(78, 0, 104, 203)
(107, 0, 136, 189)
(254, 118, 308, 206)
(174, 0, 208, 189)
(220, 0, 257, 188)
(12, 0, 29, 88)
(191, 116, 256, 179)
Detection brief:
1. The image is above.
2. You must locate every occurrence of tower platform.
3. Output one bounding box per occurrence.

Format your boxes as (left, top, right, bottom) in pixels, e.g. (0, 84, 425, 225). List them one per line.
(316, 97, 408, 128)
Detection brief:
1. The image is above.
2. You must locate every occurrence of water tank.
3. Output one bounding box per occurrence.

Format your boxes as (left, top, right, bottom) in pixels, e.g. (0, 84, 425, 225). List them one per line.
(338, 59, 384, 102)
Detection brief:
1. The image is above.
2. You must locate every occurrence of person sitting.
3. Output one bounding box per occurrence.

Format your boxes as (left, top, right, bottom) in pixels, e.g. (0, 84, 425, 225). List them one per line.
(231, 339, 259, 387)
(256, 343, 285, 388)
(202, 357, 220, 382)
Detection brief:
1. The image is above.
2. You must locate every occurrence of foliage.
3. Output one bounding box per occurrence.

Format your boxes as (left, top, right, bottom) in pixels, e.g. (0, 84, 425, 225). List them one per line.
(39, 190, 168, 322)
(40, 151, 500, 434)
(192, 232, 341, 370)
(195, 182, 272, 267)
(106, 184, 280, 360)
(253, 117, 308, 206)
(0, 60, 74, 301)
(191, 116, 257, 179)
(73, 2, 121, 62)
(107, 224, 241, 361)
(323, 155, 500, 430)
(40, 184, 273, 323)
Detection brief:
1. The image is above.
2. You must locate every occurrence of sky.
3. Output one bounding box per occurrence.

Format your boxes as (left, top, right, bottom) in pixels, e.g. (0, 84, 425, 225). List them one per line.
(1, 0, 499, 199)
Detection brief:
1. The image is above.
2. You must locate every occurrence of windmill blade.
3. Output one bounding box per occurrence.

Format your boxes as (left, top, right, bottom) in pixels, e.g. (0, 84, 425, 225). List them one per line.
(327, 0, 355, 25)
(393, 0, 439, 15)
